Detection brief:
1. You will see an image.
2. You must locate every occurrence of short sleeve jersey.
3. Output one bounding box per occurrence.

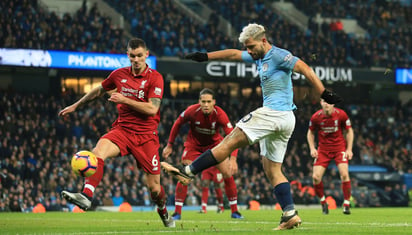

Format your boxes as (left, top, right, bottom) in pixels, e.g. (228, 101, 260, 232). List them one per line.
(168, 104, 237, 157)
(308, 107, 351, 151)
(241, 46, 298, 111)
(101, 65, 164, 134)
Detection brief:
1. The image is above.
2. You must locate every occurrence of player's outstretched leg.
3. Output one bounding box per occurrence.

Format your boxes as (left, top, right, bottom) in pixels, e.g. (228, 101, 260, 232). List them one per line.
(61, 191, 92, 210)
(161, 162, 193, 185)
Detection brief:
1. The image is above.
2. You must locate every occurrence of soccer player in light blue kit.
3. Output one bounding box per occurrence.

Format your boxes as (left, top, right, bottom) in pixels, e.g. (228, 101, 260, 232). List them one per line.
(161, 23, 342, 230)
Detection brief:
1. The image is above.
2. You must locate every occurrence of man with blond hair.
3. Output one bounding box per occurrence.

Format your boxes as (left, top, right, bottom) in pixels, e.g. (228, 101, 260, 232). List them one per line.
(162, 23, 342, 230)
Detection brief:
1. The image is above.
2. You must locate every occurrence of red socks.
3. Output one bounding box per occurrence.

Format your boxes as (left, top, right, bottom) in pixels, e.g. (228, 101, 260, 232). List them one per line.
(174, 182, 188, 214)
(314, 181, 325, 200)
(224, 177, 238, 213)
(83, 158, 104, 198)
(342, 181, 351, 202)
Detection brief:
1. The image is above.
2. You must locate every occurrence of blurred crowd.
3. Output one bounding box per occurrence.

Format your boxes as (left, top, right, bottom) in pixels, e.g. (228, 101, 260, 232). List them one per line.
(1, 0, 411, 68)
(0, 0, 411, 213)
(0, 90, 410, 212)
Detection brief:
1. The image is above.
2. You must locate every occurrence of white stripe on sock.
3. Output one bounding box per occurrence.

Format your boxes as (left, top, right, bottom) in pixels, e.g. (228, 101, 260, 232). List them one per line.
(229, 200, 237, 205)
(84, 184, 95, 192)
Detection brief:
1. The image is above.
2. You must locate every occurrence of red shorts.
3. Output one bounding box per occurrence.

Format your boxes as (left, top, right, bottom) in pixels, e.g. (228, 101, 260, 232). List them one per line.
(201, 166, 223, 183)
(314, 149, 348, 168)
(181, 145, 216, 162)
(101, 126, 160, 174)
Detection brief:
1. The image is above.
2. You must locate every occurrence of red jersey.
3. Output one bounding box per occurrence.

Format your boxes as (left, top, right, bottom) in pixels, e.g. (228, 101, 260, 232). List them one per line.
(101, 65, 164, 134)
(168, 104, 238, 156)
(309, 107, 351, 152)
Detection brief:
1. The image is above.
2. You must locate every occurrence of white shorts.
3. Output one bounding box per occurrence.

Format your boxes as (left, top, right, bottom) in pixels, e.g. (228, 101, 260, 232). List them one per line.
(236, 107, 295, 163)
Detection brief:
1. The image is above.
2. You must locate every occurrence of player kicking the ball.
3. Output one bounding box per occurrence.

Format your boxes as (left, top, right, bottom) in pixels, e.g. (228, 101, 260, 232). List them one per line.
(59, 38, 174, 227)
(162, 23, 342, 230)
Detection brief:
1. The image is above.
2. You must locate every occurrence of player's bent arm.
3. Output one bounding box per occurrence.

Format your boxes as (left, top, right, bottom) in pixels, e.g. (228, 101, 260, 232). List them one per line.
(208, 49, 243, 61)
(344, 127, 354, 152)
(79, 85, 106, 104)
(124, 97, 161, 116)
(74, 85, 106, 109)
(293, 59, 325, 95)
(307, 129, 317, 152)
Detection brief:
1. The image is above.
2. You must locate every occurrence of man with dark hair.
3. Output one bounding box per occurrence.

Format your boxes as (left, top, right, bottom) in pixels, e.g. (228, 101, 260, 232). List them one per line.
(307, 98, 354, 215)
(59, 38, 174, 227)
(162, 88, 243, 220)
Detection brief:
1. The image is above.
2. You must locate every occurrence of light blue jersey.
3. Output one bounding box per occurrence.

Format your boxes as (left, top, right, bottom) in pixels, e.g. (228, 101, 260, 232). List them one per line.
(241, 46, 298, 111)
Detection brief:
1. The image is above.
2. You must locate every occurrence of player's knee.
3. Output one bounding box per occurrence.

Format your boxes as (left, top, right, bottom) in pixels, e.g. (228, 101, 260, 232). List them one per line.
(340, 174, 350, 182)
(312, 175, 322, 184)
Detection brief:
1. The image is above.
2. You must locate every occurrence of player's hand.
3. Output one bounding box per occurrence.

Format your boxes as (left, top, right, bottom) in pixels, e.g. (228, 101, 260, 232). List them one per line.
(162, 144, 173, 159)
(321, 89, 343, 104)
(346, 150, 353, 160)
(108, 92, 126, 104)
(229, 157, 238, 175)
(58, 104, 77, 117)
(185, 52, 208, 62)
(310, 149, 318, 159)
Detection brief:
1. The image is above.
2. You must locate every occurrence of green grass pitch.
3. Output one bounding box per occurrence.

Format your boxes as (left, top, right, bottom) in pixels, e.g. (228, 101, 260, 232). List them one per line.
(1, 207, 411, 234)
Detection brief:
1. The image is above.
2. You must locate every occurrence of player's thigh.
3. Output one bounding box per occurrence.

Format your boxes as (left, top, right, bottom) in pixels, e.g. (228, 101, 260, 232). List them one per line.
(98, 128, 132, 160)
(130, 135, 161, 175)
(93, 138, 121, 160)
(312, 165, 327, 180)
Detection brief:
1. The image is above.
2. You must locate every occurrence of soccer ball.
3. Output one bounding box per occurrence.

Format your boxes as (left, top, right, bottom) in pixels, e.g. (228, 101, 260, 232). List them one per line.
(71, 150, 98, 177)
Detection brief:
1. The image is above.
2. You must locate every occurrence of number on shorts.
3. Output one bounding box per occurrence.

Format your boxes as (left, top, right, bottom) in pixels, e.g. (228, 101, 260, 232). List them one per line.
(341, 152, 347, 162)
(152, 154, 158, 166)
(241, 113, 252, 122)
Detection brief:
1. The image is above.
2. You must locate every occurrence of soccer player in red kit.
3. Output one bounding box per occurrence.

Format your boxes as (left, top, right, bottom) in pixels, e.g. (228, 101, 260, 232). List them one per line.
(162, 88, 243, 220)
(59, 38, 174, 227)
(307, 98, 354, 215)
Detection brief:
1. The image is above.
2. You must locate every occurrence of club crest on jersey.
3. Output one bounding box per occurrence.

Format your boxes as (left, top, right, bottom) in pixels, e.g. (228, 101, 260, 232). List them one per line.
(140, 80, 147, 88)
(262, 63, 268, 72)
(121, 79, 127, 83)
(284, 54, 293, 64)
(211, 122, 216, 129)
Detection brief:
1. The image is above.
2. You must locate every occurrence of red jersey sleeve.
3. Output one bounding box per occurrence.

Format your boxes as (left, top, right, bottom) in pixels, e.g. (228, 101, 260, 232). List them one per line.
(339, 109, 352, 130)
(147, 71, 164, 99)
(168, 106, 192, 144)
(101, 69, 119, 91)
